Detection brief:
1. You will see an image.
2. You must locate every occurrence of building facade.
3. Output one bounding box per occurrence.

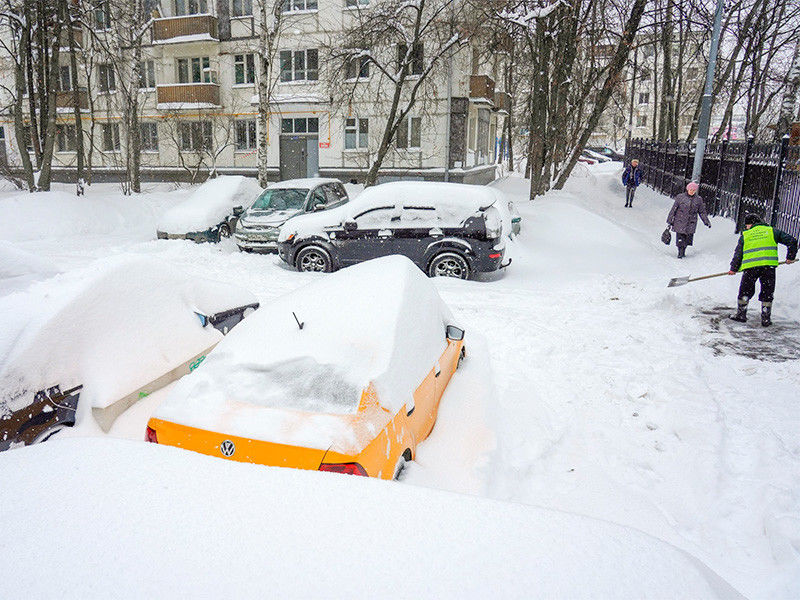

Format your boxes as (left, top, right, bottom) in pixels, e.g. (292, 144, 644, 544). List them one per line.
(0, 0, 509, 185)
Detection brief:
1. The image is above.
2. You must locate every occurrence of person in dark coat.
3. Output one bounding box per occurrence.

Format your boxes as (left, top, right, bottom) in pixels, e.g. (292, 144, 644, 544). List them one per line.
(727, 213, 797, 326)
(666, 181, 711, 258)
(621, 159, 641, 208)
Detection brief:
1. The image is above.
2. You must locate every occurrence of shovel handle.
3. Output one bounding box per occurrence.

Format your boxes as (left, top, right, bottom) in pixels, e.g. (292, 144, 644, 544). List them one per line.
(690, 260, 791, 283)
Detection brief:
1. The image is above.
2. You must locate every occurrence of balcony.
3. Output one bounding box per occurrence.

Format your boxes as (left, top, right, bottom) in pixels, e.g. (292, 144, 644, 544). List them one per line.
(469, 75, 495, 105)
(494, 91, 511, 114)
(55, 89, 89, 111)
(156, 83, 220, 109)
(152, 14, 218, 44)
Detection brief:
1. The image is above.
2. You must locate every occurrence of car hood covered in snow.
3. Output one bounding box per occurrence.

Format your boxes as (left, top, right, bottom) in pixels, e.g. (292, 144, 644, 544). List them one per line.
(154, 255, 456, 452)
(0, 256, 257, 421)
(238, 208, 301, 228)
(157, 175, 262, 234)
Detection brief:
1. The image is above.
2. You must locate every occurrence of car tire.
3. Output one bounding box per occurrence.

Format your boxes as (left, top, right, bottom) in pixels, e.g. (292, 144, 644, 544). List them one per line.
(393, 448, 413, 481)
(217, 224, 231, 242)
(428, 252, 470, 279)
(295, 245, 333, 273)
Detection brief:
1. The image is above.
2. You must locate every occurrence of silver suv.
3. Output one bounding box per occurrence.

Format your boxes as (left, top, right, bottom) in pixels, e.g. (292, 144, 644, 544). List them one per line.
(234, 178, 349, 253)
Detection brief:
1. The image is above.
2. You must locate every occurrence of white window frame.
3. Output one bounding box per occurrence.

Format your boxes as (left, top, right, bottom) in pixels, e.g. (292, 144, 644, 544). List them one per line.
(235, 119, 257, 150)
(177, 57, 213, 84)
(280, 0, 318, 13)
(279, 49, 319, 82)
(344, 117, 368, 150)
(178, 121, 213, 151)
(98, 63, 116, 93)
(139, 60, 156, 90)
(345, 0, 369, 7)
(231, 0, 253, 16)
(396, 116, 421, 149)
(280, 117, 319, 134)
(140, 122, 159, 152)
(56, 124, 77, 153)
(102, 123, 120, 151)
(234, 54, 256, 85)
(345, 53, 370, 81)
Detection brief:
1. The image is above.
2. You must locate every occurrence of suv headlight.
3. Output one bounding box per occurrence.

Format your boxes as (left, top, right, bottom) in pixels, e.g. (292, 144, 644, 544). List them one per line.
(483, 206, 502, 240)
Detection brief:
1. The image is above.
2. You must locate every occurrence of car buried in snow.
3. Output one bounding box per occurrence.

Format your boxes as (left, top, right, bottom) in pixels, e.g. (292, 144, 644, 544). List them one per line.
(146, 256, 466, 479)
(156, 175, 263, 243)
(234, 178, 349, 254)
(276, 181, 510, 279)
(0, 257, 259, 450)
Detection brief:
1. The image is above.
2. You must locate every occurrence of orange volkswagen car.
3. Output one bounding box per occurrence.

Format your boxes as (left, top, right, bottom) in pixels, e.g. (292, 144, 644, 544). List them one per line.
(146, 255, 465, 479)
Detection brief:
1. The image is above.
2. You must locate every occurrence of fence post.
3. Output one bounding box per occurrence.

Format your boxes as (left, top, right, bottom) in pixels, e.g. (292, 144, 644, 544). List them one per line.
(768, 136, 789, 227)
(735, 136, 754, 233)
(715, 139, 727, 215)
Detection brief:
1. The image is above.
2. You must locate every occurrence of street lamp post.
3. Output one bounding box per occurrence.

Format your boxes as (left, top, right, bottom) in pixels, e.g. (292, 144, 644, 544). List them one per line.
(691, 0, 725, 182)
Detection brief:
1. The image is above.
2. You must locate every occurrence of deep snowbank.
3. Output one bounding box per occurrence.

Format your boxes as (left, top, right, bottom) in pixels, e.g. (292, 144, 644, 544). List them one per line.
(0, 437, 741, 599)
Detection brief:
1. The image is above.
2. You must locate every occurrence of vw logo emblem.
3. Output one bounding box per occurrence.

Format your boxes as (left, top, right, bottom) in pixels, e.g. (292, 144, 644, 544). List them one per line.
(220, 440, 236, 457)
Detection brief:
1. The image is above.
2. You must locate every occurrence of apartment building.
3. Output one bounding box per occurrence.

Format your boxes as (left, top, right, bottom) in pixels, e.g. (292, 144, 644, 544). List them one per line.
(0, 0, 509, 185)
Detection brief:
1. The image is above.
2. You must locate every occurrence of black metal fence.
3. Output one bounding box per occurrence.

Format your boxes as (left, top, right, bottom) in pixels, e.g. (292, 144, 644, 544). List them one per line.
(625, 138, 800, 238)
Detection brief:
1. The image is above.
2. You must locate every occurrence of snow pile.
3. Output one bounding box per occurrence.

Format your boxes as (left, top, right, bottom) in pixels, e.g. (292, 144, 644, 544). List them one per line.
(0, 256, 256, 423)
(157, 175, 262, 234)
(0, 240, 60, 295)
(0, 437, 741, 599)
(155, 255, 454, 452)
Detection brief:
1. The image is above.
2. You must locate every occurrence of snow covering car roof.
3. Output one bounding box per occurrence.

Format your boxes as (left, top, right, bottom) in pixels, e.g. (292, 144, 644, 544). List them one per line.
(266, 177, 341, 190)
(0, 256, 257, 422)
(154, 255, 456, 452)
(157, 175, 262, 234)
(278, 181, 500, 241)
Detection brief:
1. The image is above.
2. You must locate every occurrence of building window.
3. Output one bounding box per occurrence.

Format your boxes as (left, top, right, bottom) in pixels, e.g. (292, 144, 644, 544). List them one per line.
(234, 54, 256, 85)
(279, 49, 318, 82)
(232, 0, 253, 16)
(281, 117, 319, 134)
(140, 122, 159, 152)
(397, 43, 424, 75)
(345, 54, 370, 80)
(139, 60, 156, 89)
(280, 0, 317, 12)
(639, 68, 650, 82)
(98, 64, 116, 92)
(59, 65, 72, 92)
(178, 121, 212, 151)
(636, 115, 647, 127)
(396, 116, 421, 149)
(175, 0, 208, 15)
(102, 123, 120, 151)
(56, 124, 77, 152)
(345, 0, 369, 6)
(94, 1, 111, 29)
(344, 118, 368, 149)
(638, 92, 649, 105)
(178, 57, 213, 83)
(235, 119, 257, 150)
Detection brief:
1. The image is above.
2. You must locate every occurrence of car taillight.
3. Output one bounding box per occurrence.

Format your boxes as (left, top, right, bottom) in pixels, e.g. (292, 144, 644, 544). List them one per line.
(489, 253, 502, 259)
(318, 462, 368, 476)
(145, 426, 158, 443)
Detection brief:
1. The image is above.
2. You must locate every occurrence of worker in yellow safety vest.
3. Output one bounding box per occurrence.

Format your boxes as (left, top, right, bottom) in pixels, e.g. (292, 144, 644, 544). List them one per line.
(728, 213, 797, 326)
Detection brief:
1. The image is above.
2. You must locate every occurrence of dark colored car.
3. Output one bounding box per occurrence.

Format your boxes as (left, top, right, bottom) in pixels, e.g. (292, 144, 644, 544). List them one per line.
(587, 146, 625, 161)
(276, 182, 510, 279)
(0, 385, 81, 451)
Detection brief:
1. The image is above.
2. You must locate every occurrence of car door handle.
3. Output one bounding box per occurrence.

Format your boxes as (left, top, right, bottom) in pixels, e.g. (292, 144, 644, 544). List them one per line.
(378, 229, 392, 238)
(407, 406, 415, 416)
(434, 365, 441, 377)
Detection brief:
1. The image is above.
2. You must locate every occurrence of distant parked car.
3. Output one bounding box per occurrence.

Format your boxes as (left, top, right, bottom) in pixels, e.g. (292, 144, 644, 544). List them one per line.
(0, 257, 259, 449)
(582, 149, 612, 163)
(146, 255, 466, 480)
(277, 181, 510, 279)
(234, 178, 349, 254)
(578, 154, 597, 165)
(587, 146, 625, 161)
(157, 175, 262, 243)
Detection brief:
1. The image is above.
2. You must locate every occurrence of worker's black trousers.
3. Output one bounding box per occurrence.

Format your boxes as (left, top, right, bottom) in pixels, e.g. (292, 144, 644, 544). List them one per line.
(738, 266, 776, 303)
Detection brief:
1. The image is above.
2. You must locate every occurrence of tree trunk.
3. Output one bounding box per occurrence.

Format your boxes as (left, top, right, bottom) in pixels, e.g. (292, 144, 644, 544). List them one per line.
(776, 39, 800, 140)
(554, 0, 648, 190)
(37, 1, 64, 191)
(68, 10, 84, 194)
(14, 13, 35, 190)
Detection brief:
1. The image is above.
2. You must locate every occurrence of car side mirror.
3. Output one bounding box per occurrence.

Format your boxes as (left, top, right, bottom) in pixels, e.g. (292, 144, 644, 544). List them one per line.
(233, 206, 244, 216)
(313, 203, 326, 212)
(446, 325, 465, 341)
(343, 220, 357, 231)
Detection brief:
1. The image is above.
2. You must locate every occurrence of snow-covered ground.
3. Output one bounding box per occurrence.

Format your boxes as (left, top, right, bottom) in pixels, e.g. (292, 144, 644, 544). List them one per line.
(1, 167, 799, 598)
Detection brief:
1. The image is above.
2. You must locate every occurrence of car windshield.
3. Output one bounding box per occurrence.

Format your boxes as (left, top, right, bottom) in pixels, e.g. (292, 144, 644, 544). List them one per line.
(251, 188, 309, 211)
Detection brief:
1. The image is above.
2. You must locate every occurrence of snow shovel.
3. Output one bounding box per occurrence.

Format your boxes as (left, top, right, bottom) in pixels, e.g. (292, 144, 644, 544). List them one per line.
(668, 260, 791, 288)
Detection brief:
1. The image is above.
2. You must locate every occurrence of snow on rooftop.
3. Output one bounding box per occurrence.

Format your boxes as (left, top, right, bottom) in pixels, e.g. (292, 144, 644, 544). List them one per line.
(157, 175, 262, 234)
(155, 255, 455, 452)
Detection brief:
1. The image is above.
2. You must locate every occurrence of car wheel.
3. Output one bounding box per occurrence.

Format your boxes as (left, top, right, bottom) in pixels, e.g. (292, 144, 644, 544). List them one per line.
(428, 252, 470, 279)
(217, 224, 231, 242)
(393, 448, 413, 481)
(296, 246, 332, 273)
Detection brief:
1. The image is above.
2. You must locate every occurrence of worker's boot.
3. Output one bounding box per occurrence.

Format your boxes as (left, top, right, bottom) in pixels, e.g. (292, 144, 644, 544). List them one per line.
(729, 298, 749, 322)
(677, 245, 685, 259)
(761, 302, 772, 327)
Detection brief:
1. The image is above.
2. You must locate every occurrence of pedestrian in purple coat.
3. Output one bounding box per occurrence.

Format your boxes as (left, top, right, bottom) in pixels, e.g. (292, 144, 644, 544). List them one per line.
(667, 181, 711, 258)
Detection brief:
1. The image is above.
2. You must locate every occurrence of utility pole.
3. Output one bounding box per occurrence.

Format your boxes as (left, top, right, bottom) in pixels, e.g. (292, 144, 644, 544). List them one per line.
(443, 0, 455, 182)
(691, 0, 724, 182)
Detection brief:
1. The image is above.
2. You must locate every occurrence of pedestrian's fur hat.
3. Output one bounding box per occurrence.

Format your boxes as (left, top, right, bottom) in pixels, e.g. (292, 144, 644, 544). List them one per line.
(744, 213, 760, 225)
(686, 181, 699, 194)
(630, 158, 639, 164)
